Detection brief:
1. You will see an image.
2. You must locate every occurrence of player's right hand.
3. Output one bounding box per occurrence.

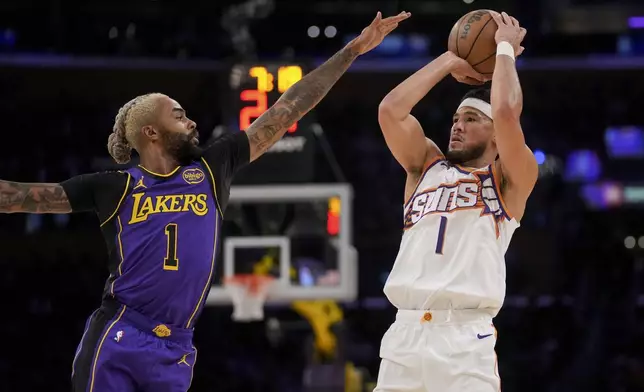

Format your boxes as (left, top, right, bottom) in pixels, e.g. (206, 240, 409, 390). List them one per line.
(444, 51, 489, 86)
(490, 11, 526, 56)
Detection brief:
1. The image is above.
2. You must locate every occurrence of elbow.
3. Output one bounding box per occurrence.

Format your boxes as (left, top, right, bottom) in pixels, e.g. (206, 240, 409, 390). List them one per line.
(378, 100, 395, 122)
(379, 89, 406, 113)
(378, 96, 403, 122)
(378, 98, 394, 114)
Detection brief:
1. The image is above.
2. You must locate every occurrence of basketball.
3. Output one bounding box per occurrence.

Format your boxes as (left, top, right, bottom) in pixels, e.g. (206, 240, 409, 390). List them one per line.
(448, 10, 498, 75)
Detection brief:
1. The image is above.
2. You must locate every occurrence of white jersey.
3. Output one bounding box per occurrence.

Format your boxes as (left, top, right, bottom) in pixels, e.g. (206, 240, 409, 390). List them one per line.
(383, 156, 519, 315)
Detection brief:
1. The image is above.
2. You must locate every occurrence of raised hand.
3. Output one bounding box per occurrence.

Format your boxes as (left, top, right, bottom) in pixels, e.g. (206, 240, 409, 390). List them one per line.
(349, 11, 411, 55)
(445, 52, 488, 86)
(244, 12, 412, 161)
(490, 11, 526, 56)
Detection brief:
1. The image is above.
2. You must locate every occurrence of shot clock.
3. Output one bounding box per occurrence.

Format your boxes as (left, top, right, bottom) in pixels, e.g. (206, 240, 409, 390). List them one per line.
(228, 63, 316, 185)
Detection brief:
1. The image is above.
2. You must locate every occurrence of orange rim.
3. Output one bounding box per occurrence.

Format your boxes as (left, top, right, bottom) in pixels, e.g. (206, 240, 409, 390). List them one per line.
(224, 274, 274, 295)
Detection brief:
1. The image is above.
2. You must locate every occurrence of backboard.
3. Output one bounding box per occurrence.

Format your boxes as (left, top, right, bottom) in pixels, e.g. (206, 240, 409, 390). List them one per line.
(206, 184, 358, 305)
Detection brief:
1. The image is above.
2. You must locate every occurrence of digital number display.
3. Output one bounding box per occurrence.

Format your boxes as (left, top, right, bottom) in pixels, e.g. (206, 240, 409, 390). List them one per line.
(239, 65, 304, 132)
(228, 63, 315, 185)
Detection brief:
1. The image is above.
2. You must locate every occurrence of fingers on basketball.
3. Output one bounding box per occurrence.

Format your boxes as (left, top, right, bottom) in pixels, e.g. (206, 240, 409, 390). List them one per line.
(490, 11, 503, 25)
(501, 12, 513, 25)
(460, 65, 484, 81)
(453, 73, 484, 86)
(473, 71, 487, 82)
(456, 76, 483, 86)
(466, 75, 485, 85)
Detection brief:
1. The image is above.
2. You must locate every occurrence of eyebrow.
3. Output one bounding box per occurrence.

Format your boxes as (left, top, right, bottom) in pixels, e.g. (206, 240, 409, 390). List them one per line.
(172, 108, 185, 115)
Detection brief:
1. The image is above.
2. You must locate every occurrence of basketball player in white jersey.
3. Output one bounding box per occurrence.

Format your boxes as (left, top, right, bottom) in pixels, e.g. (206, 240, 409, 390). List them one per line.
(374, 12, 535, 392)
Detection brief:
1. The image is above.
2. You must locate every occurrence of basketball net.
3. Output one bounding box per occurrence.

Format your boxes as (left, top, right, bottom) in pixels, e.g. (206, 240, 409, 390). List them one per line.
(224, 274, 274, 322)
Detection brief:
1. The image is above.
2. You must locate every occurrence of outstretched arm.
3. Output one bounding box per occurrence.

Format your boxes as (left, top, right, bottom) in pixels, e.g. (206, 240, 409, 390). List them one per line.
(0, 181, 71, 214)
(245, 45, 358, 161)
(0, 172, 129, 219)
(245, 11, 411, 162)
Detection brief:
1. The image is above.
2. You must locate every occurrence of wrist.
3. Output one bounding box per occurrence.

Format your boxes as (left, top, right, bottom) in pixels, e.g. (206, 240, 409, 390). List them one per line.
(344, 39, 364, 57)
(496, 41, 515, 60)
(439, 52, 461, 72)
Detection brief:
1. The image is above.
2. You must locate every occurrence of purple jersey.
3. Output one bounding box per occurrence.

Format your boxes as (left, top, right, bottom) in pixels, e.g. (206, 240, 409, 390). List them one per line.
(108, 163, 219, 328)
(62, 132, 249, 329)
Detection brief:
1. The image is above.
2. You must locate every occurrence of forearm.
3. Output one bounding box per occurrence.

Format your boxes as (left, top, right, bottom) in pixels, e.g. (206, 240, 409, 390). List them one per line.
(491, 54, 525, 141)
(245, 42, 360, 160)
(0, 180, 71, 213)
(491, 51, 538, 193)
(491, 55, 523, 119)
(379, 53, 454, 118)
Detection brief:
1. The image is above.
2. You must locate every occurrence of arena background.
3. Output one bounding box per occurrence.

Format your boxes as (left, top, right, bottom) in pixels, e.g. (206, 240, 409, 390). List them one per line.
(1, 0, 644, 391)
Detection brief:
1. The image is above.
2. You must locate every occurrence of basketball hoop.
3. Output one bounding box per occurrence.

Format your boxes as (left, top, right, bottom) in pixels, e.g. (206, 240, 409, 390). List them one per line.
(224, 274, 275, 322)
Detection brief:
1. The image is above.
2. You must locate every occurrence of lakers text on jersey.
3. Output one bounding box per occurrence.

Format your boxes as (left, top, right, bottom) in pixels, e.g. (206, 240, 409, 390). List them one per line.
(104, 163, 221, 329)
(384, 157, 519, 314)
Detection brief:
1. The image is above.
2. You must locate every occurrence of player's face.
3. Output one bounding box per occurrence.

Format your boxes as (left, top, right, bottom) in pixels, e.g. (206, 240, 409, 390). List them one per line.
(446, 107, 494, 165)
(156, 97, 202, 165)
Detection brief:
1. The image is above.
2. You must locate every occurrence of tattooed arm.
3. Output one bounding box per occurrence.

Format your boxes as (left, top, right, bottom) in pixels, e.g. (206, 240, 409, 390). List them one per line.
(244, 11, 411, 162)
(245, 45, 359, 161)
(0, 172, 129, 218)
(0, 181, 71, 213)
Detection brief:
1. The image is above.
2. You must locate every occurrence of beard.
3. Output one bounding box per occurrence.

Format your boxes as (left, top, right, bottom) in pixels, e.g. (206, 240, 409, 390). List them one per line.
(160, 129, 203, 166)
(445, 142, 487, 165)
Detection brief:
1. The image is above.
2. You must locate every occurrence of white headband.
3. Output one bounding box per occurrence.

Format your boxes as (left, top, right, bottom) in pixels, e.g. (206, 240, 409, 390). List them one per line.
(457, 98, 493, 120)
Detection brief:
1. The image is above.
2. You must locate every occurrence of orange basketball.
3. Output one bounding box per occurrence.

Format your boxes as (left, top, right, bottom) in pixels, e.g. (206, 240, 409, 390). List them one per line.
(447, 10, 498, 75)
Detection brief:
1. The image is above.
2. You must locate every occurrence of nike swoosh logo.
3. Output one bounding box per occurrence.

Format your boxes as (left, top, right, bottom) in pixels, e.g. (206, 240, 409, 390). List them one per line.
(477, 333, 493, 339)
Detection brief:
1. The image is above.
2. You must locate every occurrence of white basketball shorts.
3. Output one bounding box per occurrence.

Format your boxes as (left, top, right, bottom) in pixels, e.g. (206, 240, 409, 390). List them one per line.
(374, 309, 501, 392)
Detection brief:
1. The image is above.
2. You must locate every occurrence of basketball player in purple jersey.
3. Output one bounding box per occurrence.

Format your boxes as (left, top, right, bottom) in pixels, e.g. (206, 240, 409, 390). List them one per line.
(0, 12, 409, 392)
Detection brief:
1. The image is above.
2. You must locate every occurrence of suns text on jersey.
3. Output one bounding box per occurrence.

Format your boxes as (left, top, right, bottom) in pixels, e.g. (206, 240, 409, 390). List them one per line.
(129, 192, 209, 224)
(403, 176, 504, 230)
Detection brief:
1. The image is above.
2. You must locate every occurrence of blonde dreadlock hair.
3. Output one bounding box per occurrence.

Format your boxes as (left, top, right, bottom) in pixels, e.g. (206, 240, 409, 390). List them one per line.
(108, 93, 165, 164)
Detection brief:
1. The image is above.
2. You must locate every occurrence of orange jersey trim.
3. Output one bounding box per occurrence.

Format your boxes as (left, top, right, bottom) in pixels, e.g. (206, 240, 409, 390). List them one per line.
(490, 162, 514, 221)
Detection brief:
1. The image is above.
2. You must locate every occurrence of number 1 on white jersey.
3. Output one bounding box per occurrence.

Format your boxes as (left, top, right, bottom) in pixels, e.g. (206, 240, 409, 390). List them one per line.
(435, 216, 448, 254)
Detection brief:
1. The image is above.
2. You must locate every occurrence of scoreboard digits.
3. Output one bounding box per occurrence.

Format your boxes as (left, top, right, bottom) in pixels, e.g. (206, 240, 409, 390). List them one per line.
(239, 90, 267, 130)
(277, 66, 303, 93)
(228, 62, 315, 184)
(239, 65, 304, 132)
(250, 66, 273, 92)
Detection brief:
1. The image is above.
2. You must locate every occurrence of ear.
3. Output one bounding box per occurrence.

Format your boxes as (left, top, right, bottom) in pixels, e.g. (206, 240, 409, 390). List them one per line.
(142, 125, 159, 140)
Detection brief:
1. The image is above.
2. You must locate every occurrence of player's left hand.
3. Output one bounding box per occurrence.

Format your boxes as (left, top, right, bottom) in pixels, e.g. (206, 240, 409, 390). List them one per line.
(444, 51, 489, 85)
(349, 11, 411, 55)
(490, 11, 526, 56)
